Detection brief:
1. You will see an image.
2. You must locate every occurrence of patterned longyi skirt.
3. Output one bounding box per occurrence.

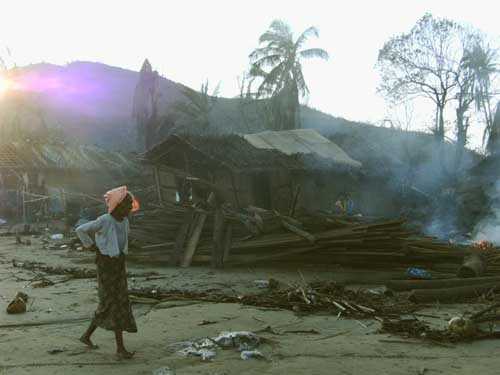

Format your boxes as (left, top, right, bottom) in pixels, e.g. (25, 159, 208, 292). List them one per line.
(92, 252, 137, 333)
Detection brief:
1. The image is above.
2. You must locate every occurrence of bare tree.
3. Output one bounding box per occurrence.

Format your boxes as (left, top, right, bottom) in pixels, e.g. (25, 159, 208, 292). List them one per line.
(377, 14, 463, 142)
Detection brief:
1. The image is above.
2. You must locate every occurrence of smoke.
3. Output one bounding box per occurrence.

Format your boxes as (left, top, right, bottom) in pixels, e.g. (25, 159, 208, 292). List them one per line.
(473, 178, 500, 245)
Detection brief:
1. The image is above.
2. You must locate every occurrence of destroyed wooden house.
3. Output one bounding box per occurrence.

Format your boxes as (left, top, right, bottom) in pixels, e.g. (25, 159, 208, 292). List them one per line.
(129, 130, 481, 272)
(144, 129, 362, 212)
(0, 141, 141, 220)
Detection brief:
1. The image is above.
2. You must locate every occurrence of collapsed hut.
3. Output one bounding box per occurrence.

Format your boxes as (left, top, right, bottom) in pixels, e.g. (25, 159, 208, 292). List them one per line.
(0, 141, 142, 223)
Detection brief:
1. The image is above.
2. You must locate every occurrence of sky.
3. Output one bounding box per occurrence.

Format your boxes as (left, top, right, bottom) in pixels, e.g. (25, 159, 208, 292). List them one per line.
(0, 0, 499, 148)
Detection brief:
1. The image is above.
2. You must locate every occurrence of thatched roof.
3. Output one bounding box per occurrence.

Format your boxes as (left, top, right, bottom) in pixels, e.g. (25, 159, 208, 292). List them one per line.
(0, 142, 140, 175)
(144, 130, 362, 173)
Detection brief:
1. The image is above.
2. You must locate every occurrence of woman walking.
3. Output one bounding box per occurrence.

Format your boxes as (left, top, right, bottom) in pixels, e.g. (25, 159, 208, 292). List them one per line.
(76, 186, 139, 359)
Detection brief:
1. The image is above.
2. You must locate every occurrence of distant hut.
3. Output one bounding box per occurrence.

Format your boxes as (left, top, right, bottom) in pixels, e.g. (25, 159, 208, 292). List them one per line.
(0, 141, 141, 222)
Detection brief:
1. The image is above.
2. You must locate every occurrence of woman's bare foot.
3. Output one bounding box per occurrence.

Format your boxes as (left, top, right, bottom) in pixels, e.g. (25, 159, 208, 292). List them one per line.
(79, 335, 98, 349)
(116, 350, 136, 359)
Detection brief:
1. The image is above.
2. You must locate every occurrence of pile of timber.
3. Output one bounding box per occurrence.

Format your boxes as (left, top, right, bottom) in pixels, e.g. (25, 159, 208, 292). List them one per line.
(387, 276, 500, 303)
(128, 203, 485, 272)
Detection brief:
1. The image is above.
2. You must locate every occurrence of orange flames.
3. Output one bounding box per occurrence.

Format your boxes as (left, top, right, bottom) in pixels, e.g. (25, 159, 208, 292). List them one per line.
(475, 240, 493, 251)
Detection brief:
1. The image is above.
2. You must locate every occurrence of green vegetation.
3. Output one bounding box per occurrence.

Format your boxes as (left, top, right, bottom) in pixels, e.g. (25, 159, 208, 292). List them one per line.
(247, 20, 329, 131)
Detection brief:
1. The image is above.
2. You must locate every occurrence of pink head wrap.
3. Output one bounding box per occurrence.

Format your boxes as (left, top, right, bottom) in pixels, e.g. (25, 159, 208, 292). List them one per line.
(104, 186, 140, 214)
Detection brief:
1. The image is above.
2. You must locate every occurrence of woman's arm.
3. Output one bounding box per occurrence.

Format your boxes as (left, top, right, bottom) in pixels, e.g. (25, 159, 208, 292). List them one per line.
(75, 216, 105, 249)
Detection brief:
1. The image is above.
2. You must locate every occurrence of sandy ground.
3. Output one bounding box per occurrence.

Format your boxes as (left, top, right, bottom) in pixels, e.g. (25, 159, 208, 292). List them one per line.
(1, 231, 500, 375)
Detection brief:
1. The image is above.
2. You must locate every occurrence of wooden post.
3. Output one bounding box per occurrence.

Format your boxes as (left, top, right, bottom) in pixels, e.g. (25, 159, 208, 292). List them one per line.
(222, 223, 233, 263)
(153, 166, 164, 206)
(170, 211, 193, 267)
(21, 185, 26, 224)
(181, 211, 207, 267)
(229, 171, 241, 208)
(289, 185, 301, 217)
(212, 207, 225, 268)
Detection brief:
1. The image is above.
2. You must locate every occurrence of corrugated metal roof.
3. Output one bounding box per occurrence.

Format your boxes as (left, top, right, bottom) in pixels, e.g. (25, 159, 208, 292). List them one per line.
(244, 129, 362, 169)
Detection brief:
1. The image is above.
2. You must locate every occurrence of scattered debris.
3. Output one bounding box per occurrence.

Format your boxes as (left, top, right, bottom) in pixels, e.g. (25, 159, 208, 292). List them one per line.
(12, 259, 158, 280)
(178, 346, 217, 361)
(406, 268, 431, 279)
(447, 317, 476, 337)
(6, 292, 28, 314)
(152, 366, 176, 375)
(240, 349, 265, 360)
(130, 281, 414, 319)
(173, 331, 262, 361)
(213, 331, 260, 351)
(198, 320, 217, 326)
(283, 329, 320, 335)
(47, 348, 67, 355)
(254, 278, 279, 289)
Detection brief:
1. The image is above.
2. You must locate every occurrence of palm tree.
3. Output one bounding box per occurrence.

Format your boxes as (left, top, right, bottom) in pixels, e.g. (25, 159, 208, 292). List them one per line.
(463, 42, 499, 152)
(249, 20, 329, 130)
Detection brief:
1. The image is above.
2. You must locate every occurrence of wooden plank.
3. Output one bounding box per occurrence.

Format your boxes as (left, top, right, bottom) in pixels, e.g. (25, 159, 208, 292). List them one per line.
(387, 276, 500, 292)
(170, 211, 193, 267)
(212, 208, 225, 268)
(181, 212, 208, 267)
(153, 167, 164, 206)
(409, 283, 500, 303)
(281, 220, 315, 243)
(225, 244, 343, 266)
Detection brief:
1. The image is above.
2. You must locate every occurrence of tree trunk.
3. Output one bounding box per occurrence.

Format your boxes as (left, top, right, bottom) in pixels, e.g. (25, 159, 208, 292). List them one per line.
(437, 105, 445, 140)
(455, 108, 467, 173)
(486, 102, 500, 154)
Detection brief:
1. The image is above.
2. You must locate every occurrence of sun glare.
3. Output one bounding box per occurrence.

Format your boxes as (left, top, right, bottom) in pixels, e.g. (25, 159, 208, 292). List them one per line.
(0, 75, 16, 95)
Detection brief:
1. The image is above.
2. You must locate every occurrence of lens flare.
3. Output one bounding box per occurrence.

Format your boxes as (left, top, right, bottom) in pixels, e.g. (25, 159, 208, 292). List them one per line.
(0, 75, 19, 95)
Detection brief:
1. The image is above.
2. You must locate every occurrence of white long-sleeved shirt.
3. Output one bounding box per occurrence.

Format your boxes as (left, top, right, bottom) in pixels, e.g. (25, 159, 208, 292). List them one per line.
(75, 213, 130, 257)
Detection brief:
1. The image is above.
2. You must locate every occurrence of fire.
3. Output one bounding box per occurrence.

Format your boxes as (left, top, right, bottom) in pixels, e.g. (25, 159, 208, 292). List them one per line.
(475, 240, 493, 251)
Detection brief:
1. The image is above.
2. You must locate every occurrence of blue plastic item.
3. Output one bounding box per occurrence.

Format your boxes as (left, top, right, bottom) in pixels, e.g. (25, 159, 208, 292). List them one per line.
(406, 267, 431, 279)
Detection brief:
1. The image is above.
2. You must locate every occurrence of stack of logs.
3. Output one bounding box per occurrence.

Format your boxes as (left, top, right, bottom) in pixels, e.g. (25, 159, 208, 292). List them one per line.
(128, 202, 485, 271)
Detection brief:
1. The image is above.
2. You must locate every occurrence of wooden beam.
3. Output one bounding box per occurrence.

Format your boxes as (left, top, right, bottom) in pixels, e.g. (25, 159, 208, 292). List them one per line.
(229, 171, 241, 208)
(281, 220, 316, 243)
(212, 207, 225, 268)
(222, 223, 233, 263)
(181, 212, 208, 267)
(387, 276, 500, 292)
(170, 211, 193, 267)
(153, 166, 164, 206)
(409, 283, 500, 303)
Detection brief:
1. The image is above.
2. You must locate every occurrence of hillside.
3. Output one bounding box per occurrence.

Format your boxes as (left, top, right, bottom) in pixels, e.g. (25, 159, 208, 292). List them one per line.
(0, 61, 479, 180)
(1, 61, 185, 146)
